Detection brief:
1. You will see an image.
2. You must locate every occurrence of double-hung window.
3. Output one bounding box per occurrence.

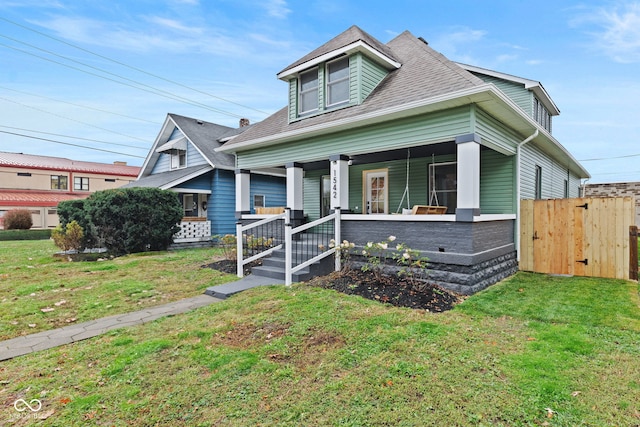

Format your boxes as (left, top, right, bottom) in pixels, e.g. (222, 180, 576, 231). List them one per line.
(74, 176, 89, 191)
(298, 68, 319, 115)
(326, 57, 349, 107)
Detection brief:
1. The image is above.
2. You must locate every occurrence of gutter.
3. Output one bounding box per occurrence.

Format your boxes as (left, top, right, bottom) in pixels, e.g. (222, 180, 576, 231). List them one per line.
(515, 128, 538, 263)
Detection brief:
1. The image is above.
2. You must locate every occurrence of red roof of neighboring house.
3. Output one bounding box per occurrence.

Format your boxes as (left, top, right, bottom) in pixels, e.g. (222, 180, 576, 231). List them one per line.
(0, 152, 140, 176)
(0, 190, 87, 207)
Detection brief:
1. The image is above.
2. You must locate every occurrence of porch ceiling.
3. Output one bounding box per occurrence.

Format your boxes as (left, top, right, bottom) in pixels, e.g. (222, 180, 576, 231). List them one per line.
(301, 141, 458, 171)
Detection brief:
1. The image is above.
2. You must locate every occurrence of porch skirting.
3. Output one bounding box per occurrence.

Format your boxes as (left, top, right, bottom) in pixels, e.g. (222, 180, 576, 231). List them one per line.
(341, 218, 517, 295)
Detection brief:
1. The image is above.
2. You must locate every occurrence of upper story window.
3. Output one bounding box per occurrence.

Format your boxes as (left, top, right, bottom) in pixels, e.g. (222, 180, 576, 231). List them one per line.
(74, 176, 89, 191)
(534, 98, 552, 133)
(326, 57, 349, 107)
(51, 175, 68, 190)
(170, 149, 186, 170)
(298, 68, 319, 115)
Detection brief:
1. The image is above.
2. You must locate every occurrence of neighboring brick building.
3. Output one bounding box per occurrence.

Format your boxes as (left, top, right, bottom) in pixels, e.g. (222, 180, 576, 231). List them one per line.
(583, 182, 640, 225)
(0, 152, 140, 229)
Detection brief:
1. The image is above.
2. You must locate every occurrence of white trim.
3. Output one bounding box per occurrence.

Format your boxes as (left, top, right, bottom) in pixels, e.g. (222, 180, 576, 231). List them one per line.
(158, 166, 213, 190)
(456, 62, 560, 115)
(325, 56, 350, 108)
(277, 40, 401, 80)
(298, 67, 319, 115)
(156, 136, 187, 153)
(338, 213, 516, 222)
(169, 188, 211, 194)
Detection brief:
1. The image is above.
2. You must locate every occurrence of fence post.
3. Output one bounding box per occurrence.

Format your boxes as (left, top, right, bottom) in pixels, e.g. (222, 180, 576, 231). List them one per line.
(334, 207, 341, 272)
(285, 208, 292, 287)
(631, 225, 638, 281)
(236, 221, 244, 278)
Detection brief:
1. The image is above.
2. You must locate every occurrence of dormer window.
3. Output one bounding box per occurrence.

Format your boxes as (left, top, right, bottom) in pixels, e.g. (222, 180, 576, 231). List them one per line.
(298, 68, 319, 115)
(326, 57, 349, 107)
(534, 98, 552, 133)
(170, 149, 186, 169)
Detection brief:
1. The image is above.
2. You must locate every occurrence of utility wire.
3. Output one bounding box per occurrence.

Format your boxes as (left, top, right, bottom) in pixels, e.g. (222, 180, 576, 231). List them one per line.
(0, 125, 148, 150)
(0, 130, 145, 159)
(0, 16, 269, 116)
(0, 37, 246, 119)
(0, 95, 149, 143)
(0, 85, 159, 125)
(579, 153, 640, 161)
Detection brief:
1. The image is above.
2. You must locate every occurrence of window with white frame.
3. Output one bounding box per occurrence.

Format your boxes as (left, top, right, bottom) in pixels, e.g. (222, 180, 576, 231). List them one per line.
(170, 149, 186, 169)
(74, 176, 89, 191)
(534, 98, 552, 133)
(298, 68, 319, 115)
(326, 57, 349, 107)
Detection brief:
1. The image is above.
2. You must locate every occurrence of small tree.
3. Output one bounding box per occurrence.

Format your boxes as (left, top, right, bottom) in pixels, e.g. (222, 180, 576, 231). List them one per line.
(57, 199, 96, 249)
(51, 220, 84, 252)
(3, 209, 33, 230)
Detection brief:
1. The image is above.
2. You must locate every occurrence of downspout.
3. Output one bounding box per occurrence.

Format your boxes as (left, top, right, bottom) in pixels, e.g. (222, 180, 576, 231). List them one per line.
(515, 129, 538, 262)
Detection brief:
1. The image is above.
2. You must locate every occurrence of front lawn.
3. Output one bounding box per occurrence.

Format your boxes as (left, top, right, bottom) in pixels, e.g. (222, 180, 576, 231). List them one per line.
(0, 240, 236, 340)
(0, 263, 638, 426)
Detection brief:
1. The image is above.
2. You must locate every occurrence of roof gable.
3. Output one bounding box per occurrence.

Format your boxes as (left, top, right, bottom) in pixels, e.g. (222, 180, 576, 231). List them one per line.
(139, 114, 238, 177)
(222, 30, 485, 150)
(277, 25, 400, 80)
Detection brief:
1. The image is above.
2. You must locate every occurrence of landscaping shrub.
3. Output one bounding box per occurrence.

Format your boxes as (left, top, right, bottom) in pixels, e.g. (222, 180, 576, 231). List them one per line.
(0, 229, 51, 241)
(51, 220, 85, 252)
(57, 199, 97, 249)
(3, 209, 33, 230)
(84, 187, 182, 255)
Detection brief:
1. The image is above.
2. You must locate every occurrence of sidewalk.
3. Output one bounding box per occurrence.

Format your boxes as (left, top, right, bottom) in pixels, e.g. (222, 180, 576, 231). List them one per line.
(0, 275, 282, 361)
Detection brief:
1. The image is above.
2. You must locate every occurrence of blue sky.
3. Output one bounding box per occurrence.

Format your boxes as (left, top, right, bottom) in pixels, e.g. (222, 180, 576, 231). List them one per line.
(0, 0, 638, 183)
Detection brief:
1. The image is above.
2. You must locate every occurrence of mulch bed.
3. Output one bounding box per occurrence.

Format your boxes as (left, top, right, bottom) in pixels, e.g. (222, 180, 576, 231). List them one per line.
(306, 269, 462, 312)
(203, 260, 462, 312)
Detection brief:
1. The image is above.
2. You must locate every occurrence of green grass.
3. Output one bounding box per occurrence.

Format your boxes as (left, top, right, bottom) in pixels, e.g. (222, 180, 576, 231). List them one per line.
(1, 261, 639, 426)
(0, 240, 237, 340)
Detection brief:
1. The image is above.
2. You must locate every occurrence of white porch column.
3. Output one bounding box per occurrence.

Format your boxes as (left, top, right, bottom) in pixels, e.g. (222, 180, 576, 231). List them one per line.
(286, 162, 304, 222)
(329, 154, 349, 210)
(455, 133, 481, 222)
(235, 169, 251, 218)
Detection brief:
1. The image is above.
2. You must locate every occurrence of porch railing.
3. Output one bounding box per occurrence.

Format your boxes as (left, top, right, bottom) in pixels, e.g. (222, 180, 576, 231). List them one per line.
(236, 212, 286, 277)
(285, 207, 341, 286)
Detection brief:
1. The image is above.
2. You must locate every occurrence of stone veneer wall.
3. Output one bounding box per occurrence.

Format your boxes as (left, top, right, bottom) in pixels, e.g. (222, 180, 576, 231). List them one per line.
(583, 182, 640, 226)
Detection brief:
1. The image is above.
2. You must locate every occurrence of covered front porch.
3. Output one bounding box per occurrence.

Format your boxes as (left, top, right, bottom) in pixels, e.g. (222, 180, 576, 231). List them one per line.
(235, 134, 519, 294)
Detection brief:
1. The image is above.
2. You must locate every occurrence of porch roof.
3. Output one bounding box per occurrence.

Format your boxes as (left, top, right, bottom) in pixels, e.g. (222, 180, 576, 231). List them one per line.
(124, 165, 212, 190)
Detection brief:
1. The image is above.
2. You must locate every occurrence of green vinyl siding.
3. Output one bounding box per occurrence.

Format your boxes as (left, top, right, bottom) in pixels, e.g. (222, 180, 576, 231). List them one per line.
(520, 142, 580, 200)
(480, 150, 515, 214)
(468, 72, 533, 117)
(288, 79, 297, 122)
(238, 106, 473, 169)
(359, 54, 388, 103)
(303, 169, 324, 221)
(474, 106, 521, 155)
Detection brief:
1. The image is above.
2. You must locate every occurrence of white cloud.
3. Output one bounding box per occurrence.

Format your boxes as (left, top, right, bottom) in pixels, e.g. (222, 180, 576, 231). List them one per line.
(261, 0, 291, 19)
(571, 2, 640, 63)
(144, 16, 204, 35)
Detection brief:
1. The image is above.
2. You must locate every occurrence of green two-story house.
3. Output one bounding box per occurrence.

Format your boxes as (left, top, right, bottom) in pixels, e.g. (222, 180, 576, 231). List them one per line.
(219, 26, 589, 294)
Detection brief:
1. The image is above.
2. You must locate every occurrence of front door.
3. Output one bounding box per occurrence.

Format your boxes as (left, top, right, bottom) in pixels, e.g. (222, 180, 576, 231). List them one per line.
(364, 169, 388, 214)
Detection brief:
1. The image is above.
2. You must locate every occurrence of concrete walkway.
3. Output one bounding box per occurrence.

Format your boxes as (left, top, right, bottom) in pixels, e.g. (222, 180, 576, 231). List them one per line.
(0, 275, 282, 361)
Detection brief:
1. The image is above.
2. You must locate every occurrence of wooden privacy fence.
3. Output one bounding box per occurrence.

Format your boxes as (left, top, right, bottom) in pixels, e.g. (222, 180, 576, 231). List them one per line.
(520, 197, 638, 281)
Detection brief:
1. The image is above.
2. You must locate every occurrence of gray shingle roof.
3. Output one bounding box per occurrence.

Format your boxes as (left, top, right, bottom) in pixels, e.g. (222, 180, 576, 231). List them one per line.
(168, 113, 236, 169)
(124, 165, 211, 189)
(224, 30, 485, 149)
(279, 25, 399, 75)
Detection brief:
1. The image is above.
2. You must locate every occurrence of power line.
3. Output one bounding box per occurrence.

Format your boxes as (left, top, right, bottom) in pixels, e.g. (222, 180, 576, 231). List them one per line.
(0, 38, 247, 119)
(0, 16, 269, 116)
(0, 95, 150, 143)
(579, 153, 640, 161)
(0, 125, 148, 150)
(0, 130, 146, 159)
(0, 85, 159, 125)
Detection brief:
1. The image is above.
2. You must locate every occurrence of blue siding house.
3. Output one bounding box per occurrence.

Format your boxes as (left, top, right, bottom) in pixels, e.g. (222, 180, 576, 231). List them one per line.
(127, 113, 286, 242)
